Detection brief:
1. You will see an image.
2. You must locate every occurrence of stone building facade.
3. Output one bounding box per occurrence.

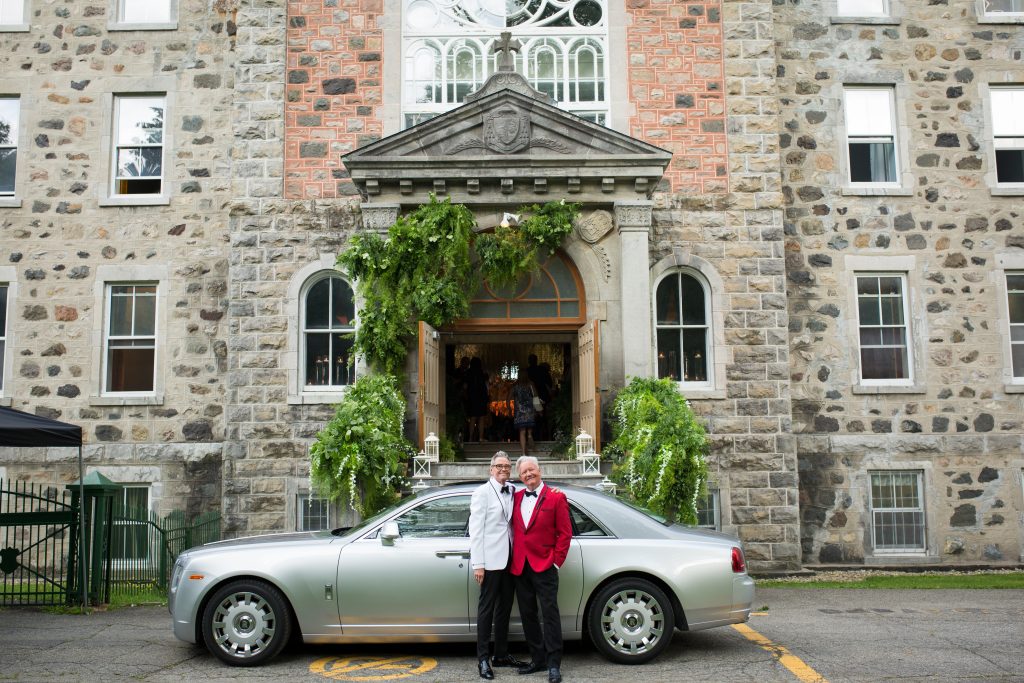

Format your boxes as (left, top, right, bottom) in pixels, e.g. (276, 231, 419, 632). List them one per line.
(0, 0, 1019, 571)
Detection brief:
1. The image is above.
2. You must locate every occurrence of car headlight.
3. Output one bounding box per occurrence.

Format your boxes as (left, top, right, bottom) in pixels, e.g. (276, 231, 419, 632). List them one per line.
(170, 558, 185, 593)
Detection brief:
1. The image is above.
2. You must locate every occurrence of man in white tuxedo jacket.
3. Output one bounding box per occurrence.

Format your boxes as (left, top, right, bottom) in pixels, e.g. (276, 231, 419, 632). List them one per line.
(469, 451, 525, 679)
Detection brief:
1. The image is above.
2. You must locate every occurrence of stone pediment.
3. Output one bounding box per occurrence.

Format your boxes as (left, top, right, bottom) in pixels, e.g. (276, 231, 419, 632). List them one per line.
(343, 85, 672, 204)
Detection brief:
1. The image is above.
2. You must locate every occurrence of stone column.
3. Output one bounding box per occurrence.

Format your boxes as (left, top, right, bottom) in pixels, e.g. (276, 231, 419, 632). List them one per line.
(360, 203, 400, 234)
(615, 201, 654, 379)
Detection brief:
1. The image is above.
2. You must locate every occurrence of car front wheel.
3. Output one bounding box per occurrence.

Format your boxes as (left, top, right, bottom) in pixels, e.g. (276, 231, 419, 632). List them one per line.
(588, 578, 675, 664)
(201, 579, 293, 666)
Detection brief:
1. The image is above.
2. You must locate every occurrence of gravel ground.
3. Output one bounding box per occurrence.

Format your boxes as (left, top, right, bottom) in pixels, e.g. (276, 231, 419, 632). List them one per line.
(759, 567, 1023, 582)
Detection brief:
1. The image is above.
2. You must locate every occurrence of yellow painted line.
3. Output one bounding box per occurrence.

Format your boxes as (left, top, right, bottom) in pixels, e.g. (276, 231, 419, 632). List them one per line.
(309, 655, 438, 681)
(732, 623, 828, 683)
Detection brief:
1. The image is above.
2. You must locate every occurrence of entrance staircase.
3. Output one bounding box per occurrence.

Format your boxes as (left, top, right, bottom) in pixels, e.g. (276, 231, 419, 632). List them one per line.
(415, 441, 609, 487)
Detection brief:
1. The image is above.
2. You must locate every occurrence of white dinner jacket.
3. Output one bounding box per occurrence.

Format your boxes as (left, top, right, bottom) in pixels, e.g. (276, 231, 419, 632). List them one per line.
(469, 478, 515, 571)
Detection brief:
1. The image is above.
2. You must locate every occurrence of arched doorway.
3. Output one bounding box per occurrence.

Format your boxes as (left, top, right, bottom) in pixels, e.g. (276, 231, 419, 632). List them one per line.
(418, 251, 599, 454)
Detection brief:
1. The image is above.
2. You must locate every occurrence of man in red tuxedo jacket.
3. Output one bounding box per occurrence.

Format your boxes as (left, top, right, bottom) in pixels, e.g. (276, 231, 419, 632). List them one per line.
(510, 455, 571, 683)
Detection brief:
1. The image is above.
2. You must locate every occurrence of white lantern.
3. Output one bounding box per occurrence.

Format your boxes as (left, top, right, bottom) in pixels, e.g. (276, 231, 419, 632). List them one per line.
(575, 429, 593, 459)
(412, 450, 431, 478)
(424, 432, 440, 463)
(579, 451, 600, 475)
(598, 476, 617, 496)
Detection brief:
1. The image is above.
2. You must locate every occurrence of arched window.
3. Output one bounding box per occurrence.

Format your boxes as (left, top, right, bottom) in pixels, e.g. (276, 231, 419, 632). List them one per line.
(655, 271, 710, 384)
(302, 273, 356, 389)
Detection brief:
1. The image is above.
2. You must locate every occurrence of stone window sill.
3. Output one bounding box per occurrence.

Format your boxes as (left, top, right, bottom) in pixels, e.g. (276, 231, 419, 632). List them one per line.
(677, 387, 728, 400)
(0, 197, 22, 208)
(288, 391, 348, 405)
(0, 397, 12, 407)
(0, 24, 30, 32)
(977, 14, 1024, 23)
(830, 16, 900, 24)
(107, 21, 179, 31)
(89, 394, 165, 407)
(865, 554, 937, 564)
(852, 384, 927, 395)
(99, 195, 171, 207)
(991, 186, 1024, 196)
(1005, 383, 1024, 394)
(841, 186, 913, 196)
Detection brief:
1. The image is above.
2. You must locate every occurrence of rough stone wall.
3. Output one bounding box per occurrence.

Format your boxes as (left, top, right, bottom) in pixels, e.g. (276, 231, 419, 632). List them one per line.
(627, 0, 728, 193)
(284, 0, 384, 199)
(775, 0, 1024, 563)
(0, 0, 236, 516)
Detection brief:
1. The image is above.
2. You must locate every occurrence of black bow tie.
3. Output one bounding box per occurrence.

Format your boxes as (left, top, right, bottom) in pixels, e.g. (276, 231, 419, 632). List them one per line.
(500, 485, 510, 494)
(524, 490, 537, 498)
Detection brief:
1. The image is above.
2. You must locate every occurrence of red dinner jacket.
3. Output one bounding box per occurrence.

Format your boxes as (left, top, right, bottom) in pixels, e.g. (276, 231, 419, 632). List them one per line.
(510, 484, 572, 575)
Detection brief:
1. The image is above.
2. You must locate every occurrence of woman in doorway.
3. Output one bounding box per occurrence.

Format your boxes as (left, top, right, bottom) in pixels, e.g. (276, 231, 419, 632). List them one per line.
(511, 374, 538, 456)
(464, 357, 490, 443)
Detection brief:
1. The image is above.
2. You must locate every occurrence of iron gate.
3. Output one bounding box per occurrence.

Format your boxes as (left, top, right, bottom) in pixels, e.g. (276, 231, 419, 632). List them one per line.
(0, 479, 78, 606)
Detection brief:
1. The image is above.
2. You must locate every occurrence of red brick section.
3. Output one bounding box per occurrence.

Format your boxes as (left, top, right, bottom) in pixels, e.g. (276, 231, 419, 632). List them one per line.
(626, 0, 727, 194)
(285, 0, 384, 199)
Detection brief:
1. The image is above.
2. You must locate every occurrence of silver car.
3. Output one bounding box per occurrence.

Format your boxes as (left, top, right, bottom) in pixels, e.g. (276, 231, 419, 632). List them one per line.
(169, 484, 754, 666)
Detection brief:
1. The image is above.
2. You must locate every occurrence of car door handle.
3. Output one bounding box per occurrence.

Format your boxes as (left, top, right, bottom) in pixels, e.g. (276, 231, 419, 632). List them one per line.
(435, 551, 471, 558)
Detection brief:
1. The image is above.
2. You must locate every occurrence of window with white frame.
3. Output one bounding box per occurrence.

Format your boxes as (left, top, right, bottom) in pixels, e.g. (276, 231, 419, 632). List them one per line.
(869, 471, 925, 552)
(297, 494, 331, 531)
(843, 87, 899, 185)
(0, 0, 24, 25)
(104, 283, 157, 393)
(112, 95, 165, 196)
(991, 87, 1024, 184)
(983, 0, 1024, 14)
(1008, 272, 1024, 378)
(119, 0, 171, 23)
(303, 273, 355, 389)
(655, 271, 710, 384)
(0, 283, 7, 392)
(836, 0, 889, 16)
(112, 485, 152, 563)
(695, 490, 720, 530)
(402, 0, 608, 127)
(856, 274, 912, 382)
(0, 97, 18, 196)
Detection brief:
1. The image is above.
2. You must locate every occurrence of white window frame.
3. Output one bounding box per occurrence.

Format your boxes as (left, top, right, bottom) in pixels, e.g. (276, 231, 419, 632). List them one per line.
(842, 86, 901, 189)
(977, 0, 1024, 22)
(112, 484, 156, 567)
(653, 268, 713, 390)
(990, 86, 1024, 190)
(869, 470, 926, 554)
(0, 0, 28, 31)
(854, 272, 914, 387)
(0, 278, 8, 397)
(0, 96, 18, 198)
(109, 0, 177, 30)
(1005, 269, 1024, 384)
(297, 493, 333, 532)
(301, 271, 357, 391)
(110, 94, 166, 199)
(103, 282, 158, 396)
(835, 0, 891, 18)
(695, 489, 720, 530)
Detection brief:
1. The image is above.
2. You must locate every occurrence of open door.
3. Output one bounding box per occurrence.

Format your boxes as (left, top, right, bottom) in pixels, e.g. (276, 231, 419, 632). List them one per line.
(576, 319, 600, 452)
(418, 321, 441, 447)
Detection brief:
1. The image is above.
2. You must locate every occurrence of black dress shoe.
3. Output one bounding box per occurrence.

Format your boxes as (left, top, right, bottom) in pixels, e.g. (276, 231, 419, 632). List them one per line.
(517, 661, 546, 675)
(479, 659, 495, 680)
(548, 667, 562, 683)
(492, 654, 527, 668)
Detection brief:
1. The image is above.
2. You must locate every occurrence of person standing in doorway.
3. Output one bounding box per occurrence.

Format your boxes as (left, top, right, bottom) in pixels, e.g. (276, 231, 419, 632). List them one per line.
(510, 456, 571, 683)
(469, 451, 526, 679)
(465, 357, 490, 443)
(511, 374, 538, 456)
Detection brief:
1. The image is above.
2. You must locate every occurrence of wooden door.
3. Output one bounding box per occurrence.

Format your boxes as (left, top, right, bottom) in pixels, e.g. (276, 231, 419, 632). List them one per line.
(418, 321, 441, 448)
(576, 319, 600, 452)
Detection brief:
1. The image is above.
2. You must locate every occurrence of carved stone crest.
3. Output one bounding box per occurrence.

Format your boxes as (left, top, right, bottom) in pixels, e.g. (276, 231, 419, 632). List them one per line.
(483, 105, 531, 154)
(576, 209, 614, 244)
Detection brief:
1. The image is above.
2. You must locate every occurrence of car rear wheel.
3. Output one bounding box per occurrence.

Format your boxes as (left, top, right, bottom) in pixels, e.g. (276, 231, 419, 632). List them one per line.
(588, 578, 674, 664)
(201, 579, 292, 666)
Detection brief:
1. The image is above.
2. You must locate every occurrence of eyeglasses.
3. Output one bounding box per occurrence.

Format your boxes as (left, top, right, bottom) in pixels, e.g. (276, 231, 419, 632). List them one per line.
(492, 465, 512, 470)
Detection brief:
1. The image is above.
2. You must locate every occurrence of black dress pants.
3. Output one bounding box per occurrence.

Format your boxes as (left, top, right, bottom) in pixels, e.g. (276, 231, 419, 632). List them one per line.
(515, 561, 561, 668)
(477, 568, 515, 661)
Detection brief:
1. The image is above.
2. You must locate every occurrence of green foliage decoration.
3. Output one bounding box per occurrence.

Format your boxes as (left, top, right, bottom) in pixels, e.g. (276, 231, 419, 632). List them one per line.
(519, 200, 580, 254)
(476, 225, 538, 290)
(309, 374, 413, 516)
(605, 377, 709, 525)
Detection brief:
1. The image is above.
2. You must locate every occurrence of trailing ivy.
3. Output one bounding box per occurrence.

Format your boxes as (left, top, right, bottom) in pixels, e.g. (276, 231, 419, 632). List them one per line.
(309, 374, 413, 515)
(605, 377, 709, 525)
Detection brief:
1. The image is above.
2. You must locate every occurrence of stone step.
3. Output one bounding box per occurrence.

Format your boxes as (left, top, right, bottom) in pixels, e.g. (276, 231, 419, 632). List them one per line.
(460, 441, 564, 461)
(432, 459, 603, 478)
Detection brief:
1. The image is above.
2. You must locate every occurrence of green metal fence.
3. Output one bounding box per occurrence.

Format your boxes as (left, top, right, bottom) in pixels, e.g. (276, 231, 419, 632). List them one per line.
(107, 502, 221, 597)
(0, 479, 78, 607)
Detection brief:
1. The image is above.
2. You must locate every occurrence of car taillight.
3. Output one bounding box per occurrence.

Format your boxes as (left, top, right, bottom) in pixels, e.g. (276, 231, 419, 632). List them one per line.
(731, 547, 746, 573)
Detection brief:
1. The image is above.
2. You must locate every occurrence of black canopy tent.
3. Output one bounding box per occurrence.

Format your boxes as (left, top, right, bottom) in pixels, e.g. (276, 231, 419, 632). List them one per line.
(0, 406, 86, 607)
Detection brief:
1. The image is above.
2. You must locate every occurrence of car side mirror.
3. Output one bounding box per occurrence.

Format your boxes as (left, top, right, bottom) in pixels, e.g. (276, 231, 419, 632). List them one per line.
(380, 521, 400, 546)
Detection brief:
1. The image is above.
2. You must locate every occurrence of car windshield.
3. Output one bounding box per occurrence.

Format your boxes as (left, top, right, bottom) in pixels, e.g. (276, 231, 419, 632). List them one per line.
(616, 496, 671, 526)
(332, 496, 410, 538)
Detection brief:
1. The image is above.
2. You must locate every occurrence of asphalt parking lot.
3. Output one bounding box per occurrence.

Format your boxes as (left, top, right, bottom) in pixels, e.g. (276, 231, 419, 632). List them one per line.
(2, 588, 1023, 682)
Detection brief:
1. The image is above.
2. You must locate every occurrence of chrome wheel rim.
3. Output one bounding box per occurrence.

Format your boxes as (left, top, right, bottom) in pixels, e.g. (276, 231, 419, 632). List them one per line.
(599, 588, 665, 656)
(211, 591, 276, 659)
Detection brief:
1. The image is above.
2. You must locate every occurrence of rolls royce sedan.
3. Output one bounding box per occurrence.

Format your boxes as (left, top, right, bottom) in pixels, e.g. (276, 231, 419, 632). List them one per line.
(169, 483, 754, 666)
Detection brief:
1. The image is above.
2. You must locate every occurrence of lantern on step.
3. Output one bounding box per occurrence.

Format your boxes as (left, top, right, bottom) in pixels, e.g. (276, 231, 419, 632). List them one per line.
(575, 429, 593, 459)
(412, 450, 431, 479)
(597, 476, 617, 496)
(424, 432, 440, 463)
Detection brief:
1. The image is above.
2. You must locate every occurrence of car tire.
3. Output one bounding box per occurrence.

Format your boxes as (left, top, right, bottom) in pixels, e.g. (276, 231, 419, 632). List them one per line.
(201, 579, 293, 666)
(587, 578, 675, 664)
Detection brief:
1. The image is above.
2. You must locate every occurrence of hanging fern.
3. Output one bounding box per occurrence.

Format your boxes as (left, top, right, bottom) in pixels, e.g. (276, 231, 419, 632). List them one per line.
(605, 377, 709, 525)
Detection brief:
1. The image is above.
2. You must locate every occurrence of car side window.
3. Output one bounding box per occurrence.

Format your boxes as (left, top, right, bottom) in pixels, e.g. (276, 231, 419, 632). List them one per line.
(393, 495, 472, 538)
(570, 503, 609, 537)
